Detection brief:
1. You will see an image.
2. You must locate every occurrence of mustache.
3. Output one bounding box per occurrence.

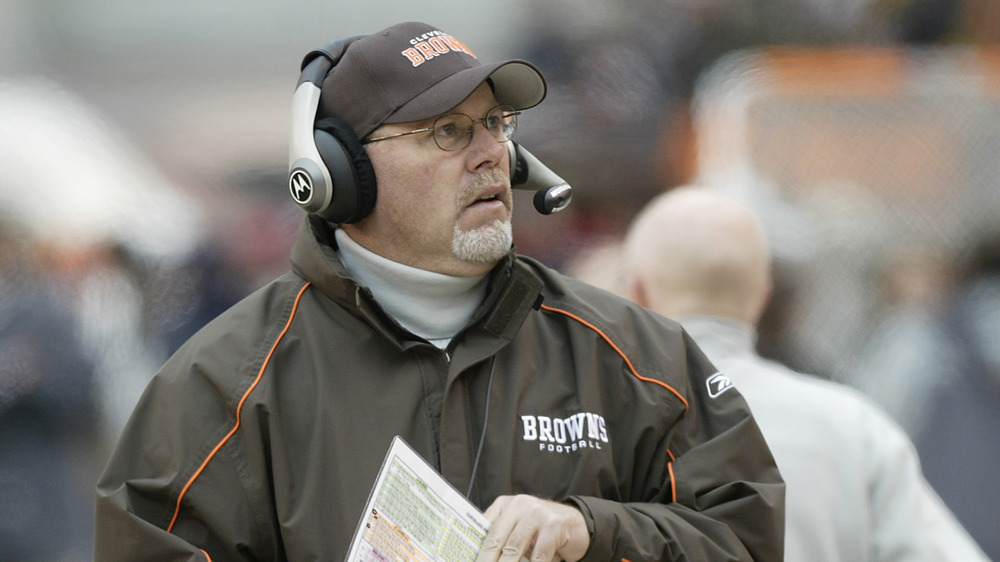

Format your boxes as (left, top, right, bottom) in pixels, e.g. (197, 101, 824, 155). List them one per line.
(459, 168, 510, 203)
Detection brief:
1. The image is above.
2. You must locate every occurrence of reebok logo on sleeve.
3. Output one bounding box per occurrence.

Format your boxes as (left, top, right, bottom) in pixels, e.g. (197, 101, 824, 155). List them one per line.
(707, 372, 734, 398)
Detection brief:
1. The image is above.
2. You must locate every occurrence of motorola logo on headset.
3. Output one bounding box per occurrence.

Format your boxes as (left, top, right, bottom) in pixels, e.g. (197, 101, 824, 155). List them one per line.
(288, 169, 313, 206)
(286, 35, 572, 224)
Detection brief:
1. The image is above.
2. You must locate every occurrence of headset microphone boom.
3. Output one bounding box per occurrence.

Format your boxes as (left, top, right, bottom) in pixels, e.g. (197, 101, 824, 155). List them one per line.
(506, 140, 572, 215)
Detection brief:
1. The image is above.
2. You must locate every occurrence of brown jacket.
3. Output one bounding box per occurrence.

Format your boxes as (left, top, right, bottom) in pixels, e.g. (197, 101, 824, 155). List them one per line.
(95, 216, 785, 561)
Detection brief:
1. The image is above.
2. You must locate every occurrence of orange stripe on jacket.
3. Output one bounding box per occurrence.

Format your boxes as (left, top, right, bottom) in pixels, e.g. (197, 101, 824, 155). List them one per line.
(540, 303, 684, 503)
(668, 462, 677, 503)
(539, 304, 690, 411)
(167, 282, 312, 534)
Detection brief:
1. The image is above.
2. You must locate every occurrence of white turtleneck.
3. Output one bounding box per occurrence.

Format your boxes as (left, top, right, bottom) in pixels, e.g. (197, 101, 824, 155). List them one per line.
(334, 229, 489, 349)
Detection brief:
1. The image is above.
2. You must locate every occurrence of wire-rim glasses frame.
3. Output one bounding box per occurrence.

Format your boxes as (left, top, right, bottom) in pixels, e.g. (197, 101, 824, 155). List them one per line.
(362, 105, 519, 152)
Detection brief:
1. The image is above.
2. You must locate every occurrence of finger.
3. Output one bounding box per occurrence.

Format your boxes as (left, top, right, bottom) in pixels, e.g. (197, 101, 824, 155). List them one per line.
(527, 532, 558, 562)
(498, 521, 537, 562)
(482, 495, 511, 523)
(476, 535, 504, 562)
(478, 501, 515, 562)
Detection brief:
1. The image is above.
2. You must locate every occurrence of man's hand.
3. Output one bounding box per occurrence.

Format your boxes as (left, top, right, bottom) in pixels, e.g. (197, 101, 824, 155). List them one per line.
(476, 495, 590, 562)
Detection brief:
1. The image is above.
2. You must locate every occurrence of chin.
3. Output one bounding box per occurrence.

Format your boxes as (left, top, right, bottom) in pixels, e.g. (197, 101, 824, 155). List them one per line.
(452, 220, 512, 263)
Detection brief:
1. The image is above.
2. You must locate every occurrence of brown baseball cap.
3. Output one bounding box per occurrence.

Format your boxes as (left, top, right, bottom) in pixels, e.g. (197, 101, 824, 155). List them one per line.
(318, 21, 547, 139)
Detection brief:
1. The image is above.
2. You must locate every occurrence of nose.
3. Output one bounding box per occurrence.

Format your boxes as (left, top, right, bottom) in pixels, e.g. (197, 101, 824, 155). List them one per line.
(466, 121, 506, 171)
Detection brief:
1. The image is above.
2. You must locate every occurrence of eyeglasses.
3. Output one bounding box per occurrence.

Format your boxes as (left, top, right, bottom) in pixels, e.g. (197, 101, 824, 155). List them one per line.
(363, 105, 519, 152)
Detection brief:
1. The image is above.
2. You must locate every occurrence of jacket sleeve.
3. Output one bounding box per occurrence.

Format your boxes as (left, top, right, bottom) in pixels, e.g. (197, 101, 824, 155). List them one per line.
(568, 329, 785, 561)
(94, 343, 280, 561)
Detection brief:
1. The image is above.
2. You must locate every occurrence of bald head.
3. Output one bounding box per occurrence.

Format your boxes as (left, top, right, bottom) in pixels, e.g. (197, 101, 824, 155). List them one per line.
(623, 186, 772, 325)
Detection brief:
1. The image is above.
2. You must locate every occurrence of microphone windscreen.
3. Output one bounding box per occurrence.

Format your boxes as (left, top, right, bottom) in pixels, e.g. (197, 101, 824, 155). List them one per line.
(508, 141, 572, 214)
(533, 184, 572, 215)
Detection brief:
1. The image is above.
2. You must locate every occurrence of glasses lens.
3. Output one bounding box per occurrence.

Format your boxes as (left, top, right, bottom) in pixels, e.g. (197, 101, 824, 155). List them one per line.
(432, 113, 473, 151)
(430, 106, 518, 151)
(487, 105, 517, 141)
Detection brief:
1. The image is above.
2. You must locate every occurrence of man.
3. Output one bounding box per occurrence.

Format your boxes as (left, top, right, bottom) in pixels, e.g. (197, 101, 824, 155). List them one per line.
(94, 23, 784, 561)
(622, 185, 988, 561)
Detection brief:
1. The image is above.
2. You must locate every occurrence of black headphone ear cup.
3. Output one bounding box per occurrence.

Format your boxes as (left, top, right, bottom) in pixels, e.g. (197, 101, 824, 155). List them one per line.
(313, 117, 377, 224)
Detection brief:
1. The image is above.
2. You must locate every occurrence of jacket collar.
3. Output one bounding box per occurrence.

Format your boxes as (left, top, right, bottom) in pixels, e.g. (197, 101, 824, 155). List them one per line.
(290, 215, 358, 307)
(289, 215, 543, 345)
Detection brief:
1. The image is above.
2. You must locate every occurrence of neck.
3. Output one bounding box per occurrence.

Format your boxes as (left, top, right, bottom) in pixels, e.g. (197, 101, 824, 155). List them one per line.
(335, 229, 489, 348)
(675, 313, 759, 361)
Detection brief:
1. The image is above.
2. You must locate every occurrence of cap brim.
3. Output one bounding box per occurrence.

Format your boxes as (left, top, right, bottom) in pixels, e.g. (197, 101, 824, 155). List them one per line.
(489, 61, 548, 111)
(384, 59, 546, 125)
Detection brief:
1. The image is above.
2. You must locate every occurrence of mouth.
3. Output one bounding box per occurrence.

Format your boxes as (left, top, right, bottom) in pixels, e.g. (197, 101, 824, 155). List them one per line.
(474, 193, 501, 205)
(466, 184, 507, 209)
(460, 183, 510, 231)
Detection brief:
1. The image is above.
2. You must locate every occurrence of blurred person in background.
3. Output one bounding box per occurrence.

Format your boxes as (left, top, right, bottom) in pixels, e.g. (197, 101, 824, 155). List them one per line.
(94, 21, 785, 561)
(843, 243, 957, 439)
(74, 240, 248, 447)
(843, 228, 1000, 558)
(910, 229, 1000, 559)
(72, 240, 168, 448)
(0, 215, 100, 561)
(619, 185, 988, 561)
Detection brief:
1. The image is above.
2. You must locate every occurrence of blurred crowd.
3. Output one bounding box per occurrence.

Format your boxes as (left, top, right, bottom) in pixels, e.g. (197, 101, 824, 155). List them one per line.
(0, 202, 252, 560)
(2, 0, 1000, 559)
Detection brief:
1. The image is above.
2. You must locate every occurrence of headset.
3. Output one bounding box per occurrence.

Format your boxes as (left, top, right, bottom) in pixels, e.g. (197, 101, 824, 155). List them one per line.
(287, 38, 572, 224)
